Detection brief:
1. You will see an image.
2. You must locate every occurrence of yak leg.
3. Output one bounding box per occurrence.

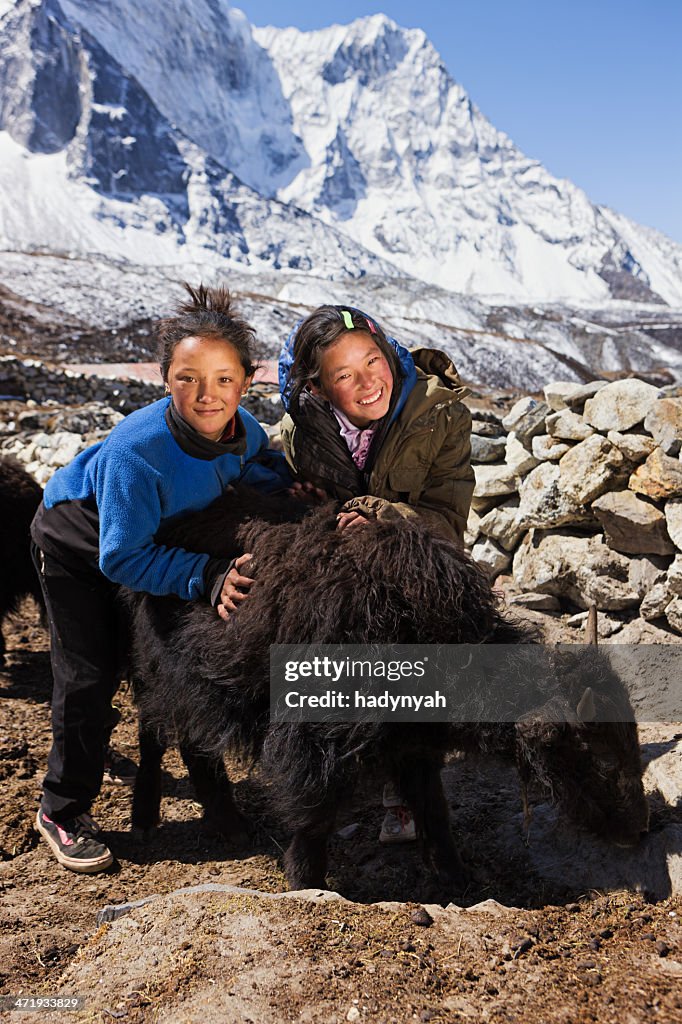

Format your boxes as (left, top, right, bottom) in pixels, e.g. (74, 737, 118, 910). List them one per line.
(283, 815, 335, 890)
(400, 759, 468, 891)
(131, 719, 165, 836)
(179, 744, 249, 843)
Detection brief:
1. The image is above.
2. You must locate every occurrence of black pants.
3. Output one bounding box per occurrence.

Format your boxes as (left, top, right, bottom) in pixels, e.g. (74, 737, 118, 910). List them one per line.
(32, 544, 123, 822)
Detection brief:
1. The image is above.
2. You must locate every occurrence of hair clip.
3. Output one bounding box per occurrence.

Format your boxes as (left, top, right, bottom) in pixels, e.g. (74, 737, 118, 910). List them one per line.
(341, 310, 355, 330)
(365, 317, 377, 334)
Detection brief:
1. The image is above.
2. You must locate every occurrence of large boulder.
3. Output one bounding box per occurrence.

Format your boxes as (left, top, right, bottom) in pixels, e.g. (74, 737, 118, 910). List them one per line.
(606, 430, 657, 463)
(512, 530, 641, 610)
(665, 596, 682, 634)
(472, 463, 518, 499)
(501, 397, 549, 446)
(478, 499, 525, 552)
(582, 379, 661, 432)
(545, 409, 594, 441)
(629, 448, 682, 501)
(562, 380, 607, 410)
(643, 398, 682, 456)
(543, 381, 584, 411)
(471, 536, 511, 578)
(470, 435, 507, 463)
(559, 435, 629, 505)
(639, 584, 672, 622)
(504, 432, 539, 475)
(590, 490, 674, 556)
(531, 435, 571, 461)
(516, 462, 594, 529)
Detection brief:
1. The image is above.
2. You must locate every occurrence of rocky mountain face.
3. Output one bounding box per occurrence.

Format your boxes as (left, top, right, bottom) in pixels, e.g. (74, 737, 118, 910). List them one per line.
(31, 0, 682, 306)
(0, 0, 396, 277)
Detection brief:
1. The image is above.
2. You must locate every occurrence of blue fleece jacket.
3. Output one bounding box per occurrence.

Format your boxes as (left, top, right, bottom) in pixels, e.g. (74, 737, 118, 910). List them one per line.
(43, 398, 290, 600)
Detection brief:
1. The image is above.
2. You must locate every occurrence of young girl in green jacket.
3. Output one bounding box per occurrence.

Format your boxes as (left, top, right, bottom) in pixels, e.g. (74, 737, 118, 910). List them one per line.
(278, 304, 474, 842)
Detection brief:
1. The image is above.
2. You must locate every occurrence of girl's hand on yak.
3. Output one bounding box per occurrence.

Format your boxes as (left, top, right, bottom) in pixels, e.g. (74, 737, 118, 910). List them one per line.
(336, 510, 370, 532)
(217, 553, 255, 621)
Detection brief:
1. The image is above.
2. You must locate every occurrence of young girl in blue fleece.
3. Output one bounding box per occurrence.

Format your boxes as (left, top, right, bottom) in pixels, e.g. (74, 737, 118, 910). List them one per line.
(279, 305, 474, 846)
(31, 284, 290, 873)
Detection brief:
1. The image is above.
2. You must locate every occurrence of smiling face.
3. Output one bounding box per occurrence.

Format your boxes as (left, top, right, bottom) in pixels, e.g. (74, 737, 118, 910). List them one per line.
(166, 334, 252, 441)
(312, 331, 394, 427)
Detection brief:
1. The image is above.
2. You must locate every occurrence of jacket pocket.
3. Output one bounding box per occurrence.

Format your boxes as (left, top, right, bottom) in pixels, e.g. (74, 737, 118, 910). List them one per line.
(388, 464, 428, 504)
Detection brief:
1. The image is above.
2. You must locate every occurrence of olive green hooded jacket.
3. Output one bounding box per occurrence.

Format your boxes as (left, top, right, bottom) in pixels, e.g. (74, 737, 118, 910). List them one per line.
(281, 348, 474, 543)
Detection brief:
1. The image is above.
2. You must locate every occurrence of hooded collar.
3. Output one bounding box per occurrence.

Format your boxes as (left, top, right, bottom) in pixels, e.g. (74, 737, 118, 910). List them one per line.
(279, 309, 418, 427)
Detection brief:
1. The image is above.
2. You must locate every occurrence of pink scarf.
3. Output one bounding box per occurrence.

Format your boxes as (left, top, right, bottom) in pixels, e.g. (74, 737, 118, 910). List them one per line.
(332, 406, 377, 469)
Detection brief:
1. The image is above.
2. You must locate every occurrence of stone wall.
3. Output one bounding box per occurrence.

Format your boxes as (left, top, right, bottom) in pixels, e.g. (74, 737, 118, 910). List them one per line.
(0, 355, 164, 413)
(466, 379, 682, 635)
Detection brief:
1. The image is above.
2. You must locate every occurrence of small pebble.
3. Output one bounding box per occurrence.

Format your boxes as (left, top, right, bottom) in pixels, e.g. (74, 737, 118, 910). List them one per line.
(347, 1008, 361, 1023)
(565, 903, 581, 913)
(655, 941, 670, 957)
(599, 928, 613, 940)
(512, 938, 533, 958)
(336, 823, 361, 840)
(411, 908, 433, 928)
(401, 941, 416, 953)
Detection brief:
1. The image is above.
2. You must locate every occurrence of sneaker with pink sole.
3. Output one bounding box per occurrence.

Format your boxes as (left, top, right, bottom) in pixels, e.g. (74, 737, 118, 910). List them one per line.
(36, 807, 113, 873)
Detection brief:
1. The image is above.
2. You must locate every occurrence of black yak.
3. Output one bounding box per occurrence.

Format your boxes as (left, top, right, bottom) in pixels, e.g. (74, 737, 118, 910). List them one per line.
(125, 487, 648, 891)
(0, 455, 44, 664)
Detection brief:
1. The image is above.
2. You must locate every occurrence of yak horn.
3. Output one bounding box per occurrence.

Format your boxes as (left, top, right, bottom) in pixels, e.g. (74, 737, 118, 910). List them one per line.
(586, 604, 598, 645)
(576, 686, 596, 723)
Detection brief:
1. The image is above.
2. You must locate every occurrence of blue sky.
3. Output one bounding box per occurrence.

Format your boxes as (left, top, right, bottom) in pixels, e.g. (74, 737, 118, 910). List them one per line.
(235, 0, 682, 244)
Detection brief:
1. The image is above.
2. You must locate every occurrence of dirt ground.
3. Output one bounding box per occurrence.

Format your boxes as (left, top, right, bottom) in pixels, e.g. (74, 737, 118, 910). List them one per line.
(1, 600, 681, 1024)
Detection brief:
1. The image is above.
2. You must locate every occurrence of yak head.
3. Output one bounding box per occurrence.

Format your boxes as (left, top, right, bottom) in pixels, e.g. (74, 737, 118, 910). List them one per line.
(516, 684, 649, 847)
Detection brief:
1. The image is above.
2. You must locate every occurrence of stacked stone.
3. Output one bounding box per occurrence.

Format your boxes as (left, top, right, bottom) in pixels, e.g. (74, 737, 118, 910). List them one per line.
(0, 355, 282, 423)
(0, 355, 163, 413)
(467, 380, 682, 635)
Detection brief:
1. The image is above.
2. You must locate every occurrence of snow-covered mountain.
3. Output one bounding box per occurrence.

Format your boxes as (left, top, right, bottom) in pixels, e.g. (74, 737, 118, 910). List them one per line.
(1, 0, 681, 308)
(256, 17, 682, 305)
(0, 0, 397, 278)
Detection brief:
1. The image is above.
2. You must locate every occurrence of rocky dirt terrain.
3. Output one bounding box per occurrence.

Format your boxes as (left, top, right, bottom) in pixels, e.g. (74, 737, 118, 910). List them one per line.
(1, 599, 681, 1024)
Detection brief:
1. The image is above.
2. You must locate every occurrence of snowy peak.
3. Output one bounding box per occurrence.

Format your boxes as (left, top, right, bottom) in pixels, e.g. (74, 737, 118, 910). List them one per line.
(319, 15, 412, 87)
(254, 14, 682, 304)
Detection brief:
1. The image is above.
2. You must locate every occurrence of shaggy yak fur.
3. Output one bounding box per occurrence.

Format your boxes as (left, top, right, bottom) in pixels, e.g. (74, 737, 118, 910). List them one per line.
(125, 487, 649, 892)
(0, 456, 44, 664)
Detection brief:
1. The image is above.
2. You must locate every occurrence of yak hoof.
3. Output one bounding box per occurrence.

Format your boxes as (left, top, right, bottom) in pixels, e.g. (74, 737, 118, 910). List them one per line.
(130, 824, 158, 842)
(199, 809, 250, 845)
(433, 862, 469, 893)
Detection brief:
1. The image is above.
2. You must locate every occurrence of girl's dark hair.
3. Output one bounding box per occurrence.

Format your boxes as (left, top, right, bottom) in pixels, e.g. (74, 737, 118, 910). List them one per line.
(156, 283, 258, 381)
(286, 305, 401, 409)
